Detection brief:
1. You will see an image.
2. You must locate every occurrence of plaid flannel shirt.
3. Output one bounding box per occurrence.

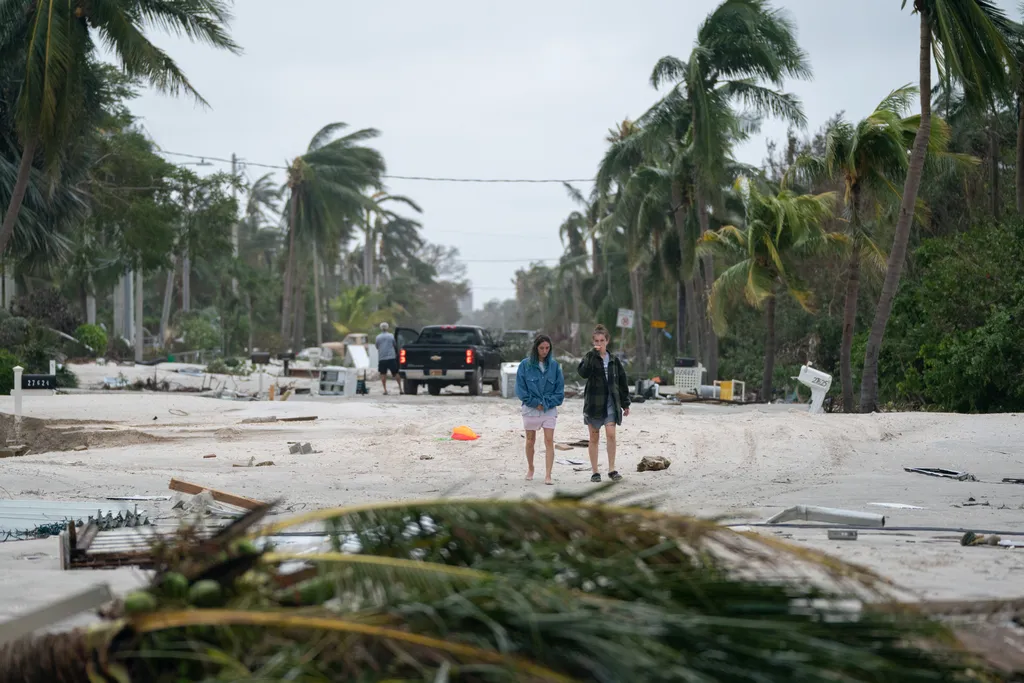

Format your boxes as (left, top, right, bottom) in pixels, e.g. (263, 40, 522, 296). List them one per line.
(577, 350, 631, 424)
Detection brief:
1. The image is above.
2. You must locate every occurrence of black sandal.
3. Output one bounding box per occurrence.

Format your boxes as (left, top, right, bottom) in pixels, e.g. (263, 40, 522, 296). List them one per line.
(590, 473, 601, 483)
(609, 471, 622, 482)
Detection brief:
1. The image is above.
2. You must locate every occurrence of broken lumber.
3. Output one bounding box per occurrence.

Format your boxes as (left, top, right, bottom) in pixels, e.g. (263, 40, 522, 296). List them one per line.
(168, 478, 264, 510)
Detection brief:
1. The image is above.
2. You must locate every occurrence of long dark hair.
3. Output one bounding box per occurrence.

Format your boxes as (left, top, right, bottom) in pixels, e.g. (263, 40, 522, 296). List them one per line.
(529, 334, 553, 365)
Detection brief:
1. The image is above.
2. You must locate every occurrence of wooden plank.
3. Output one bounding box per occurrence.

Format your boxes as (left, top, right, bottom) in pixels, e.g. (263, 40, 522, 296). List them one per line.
(168, 478, 264, 510)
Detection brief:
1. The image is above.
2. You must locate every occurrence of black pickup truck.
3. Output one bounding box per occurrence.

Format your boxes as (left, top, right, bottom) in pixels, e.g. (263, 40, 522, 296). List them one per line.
(398, 325, 502, 396)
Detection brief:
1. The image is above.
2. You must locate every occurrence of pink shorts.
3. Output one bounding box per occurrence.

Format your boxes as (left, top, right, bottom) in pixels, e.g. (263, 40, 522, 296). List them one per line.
(522, 414, 557, 431)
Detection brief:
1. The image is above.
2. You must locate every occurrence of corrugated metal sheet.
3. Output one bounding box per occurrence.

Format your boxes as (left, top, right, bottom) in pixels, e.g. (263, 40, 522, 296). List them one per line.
(0, 500, 149, 536)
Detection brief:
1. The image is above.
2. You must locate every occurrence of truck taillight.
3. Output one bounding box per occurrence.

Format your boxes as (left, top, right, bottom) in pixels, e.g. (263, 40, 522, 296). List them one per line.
(399, 349, 406, 365)
(465, 349, 474, 365)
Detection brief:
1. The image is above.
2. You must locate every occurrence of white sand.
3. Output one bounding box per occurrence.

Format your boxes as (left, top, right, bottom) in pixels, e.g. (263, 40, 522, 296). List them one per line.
(1, 366, 1022, 624)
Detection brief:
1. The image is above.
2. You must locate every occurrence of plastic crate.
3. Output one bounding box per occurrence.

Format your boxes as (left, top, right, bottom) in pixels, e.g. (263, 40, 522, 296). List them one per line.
(673, 365, 705, 393)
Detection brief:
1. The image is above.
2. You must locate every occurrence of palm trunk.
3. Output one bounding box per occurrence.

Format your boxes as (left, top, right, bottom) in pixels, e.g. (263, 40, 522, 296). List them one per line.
(134, 269, 144, 363)
(313, 250, 323, 346)
(0, 137, 38, 258)
(675, 281, 684, 355)
(860, 13, 932, 413)
(181, 254, 191, 313)
(840, 242, 861, 413)
(160, 261, 176, 347)
(671, 180, 702, 361)
(570, 273, 581, 356)
(629, 266, 646, 377)
(292, 272, 307, 350)
(649, 295, 661, 370)
(989, 126, 1000, 220)
(280, 198, 298, 338)
(246, 291, 254, 353)
(762, 293, 776, 401)
(684, 276, 701, 361)
(1016, 93, 1024, 214)
(695, 188, 718, 381)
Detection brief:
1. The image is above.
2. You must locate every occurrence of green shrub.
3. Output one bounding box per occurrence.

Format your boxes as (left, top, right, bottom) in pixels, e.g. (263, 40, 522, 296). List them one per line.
(179, 313, 221, 351)
(75, 324, 108, 356)
(205, 358, 230, 375)
(0, 350, 20, 395)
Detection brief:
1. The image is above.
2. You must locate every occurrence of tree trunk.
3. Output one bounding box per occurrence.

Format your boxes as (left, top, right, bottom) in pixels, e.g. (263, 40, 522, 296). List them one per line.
(160, 262, 175, 347)
(246, 291, 254, 353)
(761, 294, 776, 402)
(570, 273, 581, 356)
(695, 189, 718, 381)
(860, 13, 932, 413)
(313, 250, 323, 346)
(675, 281, 684, 356)
(292, 272, 307, 350)
(181, 254, 191, 313)
(649, 295, 661, 370)
(629, 266, 646, 377)
(671, 180, 702, 362)
(840, 243, 861, 413)
(0, 137, 38, 259)
(989, 126, 1000, 220)
(135, 270, 144, 363)
(280, 198, 298, 338)
(1016, 93, 1024, 214)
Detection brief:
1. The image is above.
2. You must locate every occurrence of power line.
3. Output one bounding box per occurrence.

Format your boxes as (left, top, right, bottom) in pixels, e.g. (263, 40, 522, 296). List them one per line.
(156, 149, 595, 184)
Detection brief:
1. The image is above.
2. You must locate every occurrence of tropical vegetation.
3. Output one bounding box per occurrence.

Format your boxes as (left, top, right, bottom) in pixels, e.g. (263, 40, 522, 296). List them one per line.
(469, 0, 1024, 414)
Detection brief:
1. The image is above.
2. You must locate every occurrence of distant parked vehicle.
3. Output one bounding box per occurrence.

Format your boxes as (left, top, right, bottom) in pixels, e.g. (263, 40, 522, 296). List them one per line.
(500, 329, 537, 345)
(399, 325, 501, 396)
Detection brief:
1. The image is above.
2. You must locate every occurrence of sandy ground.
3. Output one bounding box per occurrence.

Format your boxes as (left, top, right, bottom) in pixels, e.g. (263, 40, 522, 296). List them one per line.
(1, 364, 1023, 627)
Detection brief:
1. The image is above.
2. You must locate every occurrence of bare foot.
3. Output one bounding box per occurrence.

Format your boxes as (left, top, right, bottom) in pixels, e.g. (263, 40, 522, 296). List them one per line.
(526, 470, 535, 481)
(544, 477, 553, 485)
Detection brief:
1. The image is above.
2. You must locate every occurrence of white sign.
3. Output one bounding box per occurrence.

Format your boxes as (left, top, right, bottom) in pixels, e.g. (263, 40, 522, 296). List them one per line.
(570, 322, 579, 338)
(616, 308, 635, 329)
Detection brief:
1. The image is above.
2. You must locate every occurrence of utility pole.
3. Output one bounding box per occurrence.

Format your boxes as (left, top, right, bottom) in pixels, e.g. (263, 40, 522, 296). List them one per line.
(231, 153, 239, 296)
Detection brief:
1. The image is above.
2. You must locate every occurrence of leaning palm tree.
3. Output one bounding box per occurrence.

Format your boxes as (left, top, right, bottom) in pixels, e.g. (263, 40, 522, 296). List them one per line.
(0, 494, 1013, 681)
(797, 86, 974, 411)
(645, 0, 812, 382)
(280, 123, 386, 345)
(0, 0, 240, 260)
(859, 0, 1016, 413)
(701, 180, 839, 400)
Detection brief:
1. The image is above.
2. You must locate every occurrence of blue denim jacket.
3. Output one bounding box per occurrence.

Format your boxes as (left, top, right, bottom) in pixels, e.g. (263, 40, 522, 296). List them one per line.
(515, 358, 565, 412)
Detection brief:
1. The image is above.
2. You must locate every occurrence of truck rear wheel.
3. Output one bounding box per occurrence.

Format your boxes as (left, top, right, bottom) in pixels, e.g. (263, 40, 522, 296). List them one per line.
(403, 379, 419, 395)
(468, 370, 483, 396)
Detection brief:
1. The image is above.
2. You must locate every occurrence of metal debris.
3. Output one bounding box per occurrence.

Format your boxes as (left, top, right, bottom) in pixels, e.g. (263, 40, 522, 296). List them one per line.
(904, 467, 977, 482)
(0, 500, 150, 541)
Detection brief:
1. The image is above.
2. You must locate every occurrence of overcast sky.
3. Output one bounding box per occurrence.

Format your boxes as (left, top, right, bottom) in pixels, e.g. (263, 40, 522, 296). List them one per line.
(122, 0, 1015, 307)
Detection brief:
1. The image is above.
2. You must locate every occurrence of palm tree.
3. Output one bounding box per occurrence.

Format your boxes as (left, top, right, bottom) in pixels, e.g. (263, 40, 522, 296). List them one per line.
(700, 180, 839, 400)
(799, 86, 975, 411)
(859, 0, 1016, 413)
(0, 0, 240, 260)
(646, 0, 812, 382)
(280, 124, 385, 347)
(361, 192, 423, 290)
(330, 285, 404, 336)
(1, 497, 1009, 681)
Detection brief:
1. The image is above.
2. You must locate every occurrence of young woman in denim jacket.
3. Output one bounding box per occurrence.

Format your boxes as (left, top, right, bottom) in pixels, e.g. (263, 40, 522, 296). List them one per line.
(515, 334, 564, 484)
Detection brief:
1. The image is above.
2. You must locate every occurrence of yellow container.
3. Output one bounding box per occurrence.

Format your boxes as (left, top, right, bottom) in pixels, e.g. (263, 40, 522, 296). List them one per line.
(718, 380, 733, 402)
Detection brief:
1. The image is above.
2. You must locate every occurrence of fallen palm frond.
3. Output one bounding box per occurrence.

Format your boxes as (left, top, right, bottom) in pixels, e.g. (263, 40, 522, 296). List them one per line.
(0, 493, 1010, 682)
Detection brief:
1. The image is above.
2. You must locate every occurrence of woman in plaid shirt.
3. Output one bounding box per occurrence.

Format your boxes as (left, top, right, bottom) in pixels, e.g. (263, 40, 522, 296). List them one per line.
(577, 324, 630, 482)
